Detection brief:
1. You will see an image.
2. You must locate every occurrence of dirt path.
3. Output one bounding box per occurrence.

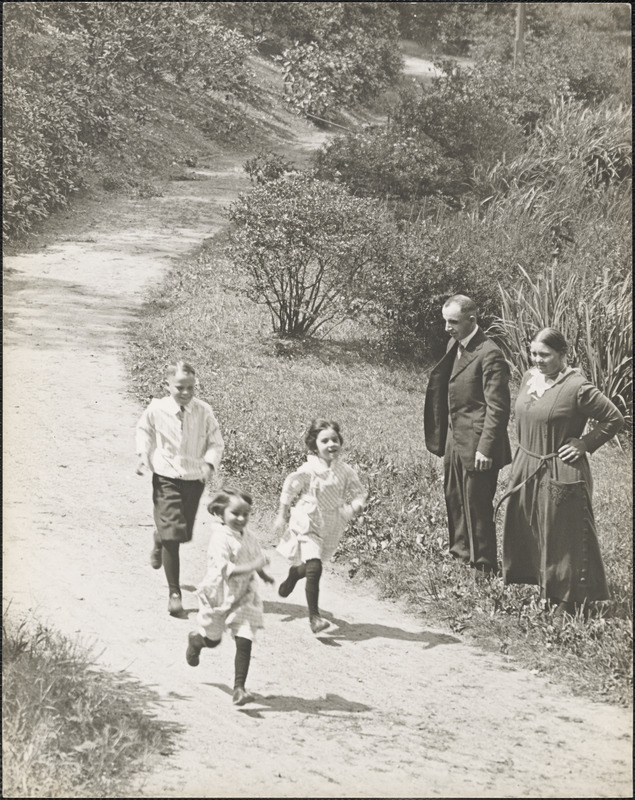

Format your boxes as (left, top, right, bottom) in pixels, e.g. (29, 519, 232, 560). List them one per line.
(3, 122, 633, 797)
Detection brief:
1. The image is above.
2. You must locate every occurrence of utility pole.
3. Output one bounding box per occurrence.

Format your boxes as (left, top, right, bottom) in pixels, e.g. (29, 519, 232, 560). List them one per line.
(513, 3, 526, 70)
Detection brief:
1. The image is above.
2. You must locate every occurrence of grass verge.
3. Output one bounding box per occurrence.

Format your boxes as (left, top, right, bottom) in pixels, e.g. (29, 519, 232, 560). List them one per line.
(126, 225, 633, 708)
(2, 611, 180, 798)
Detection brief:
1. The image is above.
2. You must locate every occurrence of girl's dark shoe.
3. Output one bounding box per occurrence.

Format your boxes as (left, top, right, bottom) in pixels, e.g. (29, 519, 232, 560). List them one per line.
(310, 615, 330, 634)
(186, 632, 205, 666)
(232, 687, 255, 706)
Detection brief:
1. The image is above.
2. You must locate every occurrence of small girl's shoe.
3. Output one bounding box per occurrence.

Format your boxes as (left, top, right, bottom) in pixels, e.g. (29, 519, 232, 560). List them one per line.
(186, 632, 205, 667)
(310, 615, 330, 634)
(232, 687, 255, 706)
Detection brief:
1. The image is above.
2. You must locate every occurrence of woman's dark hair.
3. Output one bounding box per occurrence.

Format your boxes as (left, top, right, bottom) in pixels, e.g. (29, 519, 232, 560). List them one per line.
(532, 327, 568, 355)
(304, 418, 343, 453)
(207, 487, 252, 518)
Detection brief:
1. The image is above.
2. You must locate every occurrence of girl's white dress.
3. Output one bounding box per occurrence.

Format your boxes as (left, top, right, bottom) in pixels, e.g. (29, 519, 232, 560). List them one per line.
(276, 454, 366, 564)
(196, 519, 266, 642)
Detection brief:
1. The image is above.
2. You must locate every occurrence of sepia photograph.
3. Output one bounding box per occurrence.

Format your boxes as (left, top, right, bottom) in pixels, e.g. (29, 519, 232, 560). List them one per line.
(3, 2, 632, 797)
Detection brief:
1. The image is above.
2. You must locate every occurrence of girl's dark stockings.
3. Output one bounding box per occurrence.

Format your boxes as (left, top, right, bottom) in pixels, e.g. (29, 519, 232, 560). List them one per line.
(305, 558, 323, 617)
(234, 636, 252, 690)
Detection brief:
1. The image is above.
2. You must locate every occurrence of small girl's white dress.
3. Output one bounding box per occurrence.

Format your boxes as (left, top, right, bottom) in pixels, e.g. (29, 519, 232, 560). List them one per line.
(277, 454, 366, 564)
(196, 519, 266, 642)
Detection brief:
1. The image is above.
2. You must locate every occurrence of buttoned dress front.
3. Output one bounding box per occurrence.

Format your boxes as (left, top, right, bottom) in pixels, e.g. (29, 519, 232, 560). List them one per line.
(196, 520, 266, 642)
(277, 454, 366, 564)
(502, 368, 624, 603)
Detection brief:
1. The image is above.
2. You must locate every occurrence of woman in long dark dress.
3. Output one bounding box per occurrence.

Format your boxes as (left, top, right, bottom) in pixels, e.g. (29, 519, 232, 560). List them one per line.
(502, 328, 624, 615)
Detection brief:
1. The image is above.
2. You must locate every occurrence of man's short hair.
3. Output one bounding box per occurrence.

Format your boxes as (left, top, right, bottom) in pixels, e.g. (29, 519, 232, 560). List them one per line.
(443, 294, 477, 316)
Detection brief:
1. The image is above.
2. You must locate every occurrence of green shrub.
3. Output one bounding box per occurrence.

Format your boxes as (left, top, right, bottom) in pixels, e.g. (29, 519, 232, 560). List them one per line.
(357, 201, 552, 358)
(227, 171, 392, 337)
(244, 150, 297, 185)
(278, 3, 402, 117)
(313, 123, 465, 205)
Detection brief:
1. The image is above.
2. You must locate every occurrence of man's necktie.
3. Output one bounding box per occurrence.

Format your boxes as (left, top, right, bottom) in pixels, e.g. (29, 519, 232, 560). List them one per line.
(177, 406, 185, 428)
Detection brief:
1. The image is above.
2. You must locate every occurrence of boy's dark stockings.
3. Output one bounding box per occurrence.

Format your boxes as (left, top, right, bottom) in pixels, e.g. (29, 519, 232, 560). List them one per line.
(234, 636, 252, 690)
(305, 558, 323, 617)
(162, 540, 181, 596)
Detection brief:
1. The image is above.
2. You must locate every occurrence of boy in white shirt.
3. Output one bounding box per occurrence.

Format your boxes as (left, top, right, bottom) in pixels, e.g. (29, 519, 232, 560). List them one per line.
(136, 361, 224, 615)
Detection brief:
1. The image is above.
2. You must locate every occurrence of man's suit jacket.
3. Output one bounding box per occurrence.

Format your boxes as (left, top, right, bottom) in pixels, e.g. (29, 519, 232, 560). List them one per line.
(424, 327, 512, 470)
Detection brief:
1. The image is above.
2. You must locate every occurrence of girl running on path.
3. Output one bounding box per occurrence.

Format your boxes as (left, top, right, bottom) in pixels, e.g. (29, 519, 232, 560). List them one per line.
(274, 419, 367, 633)
(186, 487, 273, 706)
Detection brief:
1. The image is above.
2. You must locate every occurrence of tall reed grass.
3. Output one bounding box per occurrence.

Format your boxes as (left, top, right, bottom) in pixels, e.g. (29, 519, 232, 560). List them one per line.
(490, 263, 632, 423)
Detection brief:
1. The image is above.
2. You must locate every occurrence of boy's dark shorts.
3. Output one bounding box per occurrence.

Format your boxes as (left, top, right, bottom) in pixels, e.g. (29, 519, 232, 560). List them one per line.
(152, 473, 205, 543)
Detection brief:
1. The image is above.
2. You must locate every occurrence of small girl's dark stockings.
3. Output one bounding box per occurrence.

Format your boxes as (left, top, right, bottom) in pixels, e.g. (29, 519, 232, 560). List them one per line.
(194, 636, 251, 689)
(305, 558, 323, 617)
(234, 637, 252, 690)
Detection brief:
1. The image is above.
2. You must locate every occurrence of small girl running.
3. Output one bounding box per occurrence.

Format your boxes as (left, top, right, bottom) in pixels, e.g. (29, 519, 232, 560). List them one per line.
(274, 419, 367, 634)
(186, 487, 274, 706)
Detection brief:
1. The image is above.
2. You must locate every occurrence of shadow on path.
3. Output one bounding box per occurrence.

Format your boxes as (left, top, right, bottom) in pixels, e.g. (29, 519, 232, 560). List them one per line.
(204, 683, 372, 718)
(264, 600, 460, 648)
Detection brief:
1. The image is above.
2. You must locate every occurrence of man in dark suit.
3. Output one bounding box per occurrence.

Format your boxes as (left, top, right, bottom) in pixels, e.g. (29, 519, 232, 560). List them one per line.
(424, 294, 511, 573)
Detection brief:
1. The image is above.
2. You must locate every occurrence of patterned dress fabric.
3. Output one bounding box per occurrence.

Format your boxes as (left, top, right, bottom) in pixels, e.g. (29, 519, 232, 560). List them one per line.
(502, 369, 624, 603)
(196, 520, 266, 641)
(277, 454, 366, 564)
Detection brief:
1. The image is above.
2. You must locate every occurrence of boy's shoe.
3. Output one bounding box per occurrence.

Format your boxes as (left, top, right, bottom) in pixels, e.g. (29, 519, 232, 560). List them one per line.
(232, 687, 255, 706)
(309, 615, 330, 634)
(168, 593, 183, 616)
(186, 632, 205, 667)
(278, 568, 299, 598)
(150, 544, 163, 569)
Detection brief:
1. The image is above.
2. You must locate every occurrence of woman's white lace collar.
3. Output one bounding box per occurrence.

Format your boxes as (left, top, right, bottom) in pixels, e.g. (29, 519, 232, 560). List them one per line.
(526, 366, 573, 398)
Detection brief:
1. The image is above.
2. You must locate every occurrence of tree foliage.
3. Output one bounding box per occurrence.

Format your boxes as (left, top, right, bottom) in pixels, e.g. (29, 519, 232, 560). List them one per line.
(227, 173, 391, 337)
(277, 3, 403, 117)
(3, 2, 252, 242)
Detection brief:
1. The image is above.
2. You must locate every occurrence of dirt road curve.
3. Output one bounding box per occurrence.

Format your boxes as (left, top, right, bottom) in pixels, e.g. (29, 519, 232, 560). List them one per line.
(3, 131, 632, 798)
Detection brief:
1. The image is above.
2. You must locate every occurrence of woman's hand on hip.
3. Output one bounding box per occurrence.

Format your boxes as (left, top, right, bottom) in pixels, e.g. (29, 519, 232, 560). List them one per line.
(558, 438, 587, 464)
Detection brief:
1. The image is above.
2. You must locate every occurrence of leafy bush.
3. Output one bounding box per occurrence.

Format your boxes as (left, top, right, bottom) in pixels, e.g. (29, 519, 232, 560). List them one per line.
(357, 201, 552, 358)
(227, 172, 392, 337)
(244, 150, 297, 185)
(313, 123, 465, 205)
(278, 3, 403, 117)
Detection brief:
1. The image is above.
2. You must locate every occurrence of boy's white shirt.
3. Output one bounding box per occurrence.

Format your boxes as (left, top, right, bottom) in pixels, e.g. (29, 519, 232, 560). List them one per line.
(135, 395, 224, 479)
